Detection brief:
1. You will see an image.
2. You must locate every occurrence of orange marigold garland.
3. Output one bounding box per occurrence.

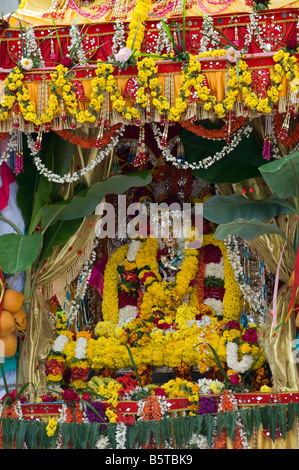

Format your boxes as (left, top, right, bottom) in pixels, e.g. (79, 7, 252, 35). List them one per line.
(213, 390, 249, 449)
(55, 123, 122, 149)
(180, 116, 247, 140)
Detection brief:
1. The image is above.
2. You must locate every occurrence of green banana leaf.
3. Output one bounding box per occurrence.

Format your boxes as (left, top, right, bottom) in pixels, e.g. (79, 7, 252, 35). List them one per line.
(180, 123, 264, 184)
(203, 194, 295, 224)
(213, 218, 289, 244)
(259, 151, 299, 199)
(40, 171, 152, 230)
(0, 232, 43, 274)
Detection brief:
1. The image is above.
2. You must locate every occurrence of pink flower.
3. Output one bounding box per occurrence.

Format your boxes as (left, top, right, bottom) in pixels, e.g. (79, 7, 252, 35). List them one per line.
(226, 46, 241, 63)
(114, 47, 133, 63)
(229, 374, 240, 385)
(242, 328, 258, 344)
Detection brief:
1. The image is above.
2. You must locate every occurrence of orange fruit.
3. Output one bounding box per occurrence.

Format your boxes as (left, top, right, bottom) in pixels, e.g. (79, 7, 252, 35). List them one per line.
(0, 309, 15, 336)
(2, 289, 24, 314)
(1, 333, 17, 357)
(13, 309, 27, 333)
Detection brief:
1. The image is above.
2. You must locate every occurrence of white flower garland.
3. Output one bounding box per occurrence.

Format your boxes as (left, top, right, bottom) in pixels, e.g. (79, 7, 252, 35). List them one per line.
(115, 421, 127, 449)
(199, 16, 221, 53)
(30, 125, 125, 183)
(224, 236, 267, 322)
(22, 26, 45, 68)
(197, 378, 224, 394)
(187, 432, 210, 449)
(151, 122, 253, 170)
(226, 341, 254, 373)
(155, 20, 173, 55)
(74, 336, 88, 360)
(109, 19, 126, 61)
(67, 241, 98, 323)
(52, 334, 70, 353)
(68, 23, 87, 66)
(95, 435, 111, 449)
(118, 305, 138, 326)
(126, 239, 141, 262)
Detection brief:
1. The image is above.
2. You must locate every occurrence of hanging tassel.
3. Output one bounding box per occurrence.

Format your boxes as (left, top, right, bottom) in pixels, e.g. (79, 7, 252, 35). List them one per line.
(34, 130, 43, 152)
(14, 131, 24, 174)
(262, 114, 272, 160)
(132, 125, 147, 167)
(160, 117, 169, 147)
(176, 138, 186, 166)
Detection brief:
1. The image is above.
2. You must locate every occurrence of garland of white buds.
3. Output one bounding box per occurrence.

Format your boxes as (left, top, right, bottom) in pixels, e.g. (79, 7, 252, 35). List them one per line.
(224, 235, 267, 322)
(151, 122, 253, 170)
(68, 22, 87, 66)
(155, 20, 173, 55)
(199, 16, 220, 52)
(22, 26, 45, 68)
(115, 422, 127, 449)
(28, 125, 125, 183)
(67, 241, 98, 323)
(109, 19, 126, 61)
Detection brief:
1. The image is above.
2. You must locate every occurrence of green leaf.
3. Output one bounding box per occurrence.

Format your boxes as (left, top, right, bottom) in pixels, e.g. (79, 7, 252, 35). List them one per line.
(268, 406, 278, 442)
(172, 417, 183, 448)
(252, 407, 262, 432)
(287, 403, 295, 431)
(194, 414, 203, 434)
(224, 410, 237, 442)
(203, 194, 295, 225)
(180, 125, 264, 184)
(127, 423, 138, 449)
(40, 171, 152, 230)
(260, 406, 270, 432)
(88, 422, 101, 449)
(160, 418, 171, 446)
(216, 412, 225, 438)
(144, 421, 152, 446)
(39, 218, 83, 261)
(151, 420, 161, 447)
(239, 408, 254, 440)
(107, 423, 117, 449)
(25, 419, 39, 449)
(1, 418, 11, 448)
(213, 218, 289, 243)
(259, 151, 299, 199)
(61, 422, 72, 449)
(277, 404, 287, 441)
(0, 233, 43, 274)
(15, 420, 27, 449)
(204, 414, 215, 448)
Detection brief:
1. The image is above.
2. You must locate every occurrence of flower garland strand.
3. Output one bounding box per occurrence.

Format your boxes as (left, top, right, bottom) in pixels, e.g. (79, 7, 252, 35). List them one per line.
(29, 125, 125, 183)
(151, 121, 253, 170)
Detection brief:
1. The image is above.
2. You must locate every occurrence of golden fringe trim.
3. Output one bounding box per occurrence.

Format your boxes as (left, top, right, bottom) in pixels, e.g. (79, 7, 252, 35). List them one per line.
(0, 96, 289, 133)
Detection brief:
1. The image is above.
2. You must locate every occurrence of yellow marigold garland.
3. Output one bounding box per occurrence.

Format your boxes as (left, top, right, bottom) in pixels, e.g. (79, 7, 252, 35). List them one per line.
(102, 244, 129, 323)
(126, 0, 152, 56)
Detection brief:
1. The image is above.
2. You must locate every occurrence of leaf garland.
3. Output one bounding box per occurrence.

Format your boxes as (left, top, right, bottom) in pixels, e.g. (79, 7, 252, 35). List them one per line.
(1, 402, 298, 449)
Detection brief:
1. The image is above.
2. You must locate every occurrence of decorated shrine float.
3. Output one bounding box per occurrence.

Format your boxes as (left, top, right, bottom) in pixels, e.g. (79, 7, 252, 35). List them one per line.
(2, 0, 299, 451)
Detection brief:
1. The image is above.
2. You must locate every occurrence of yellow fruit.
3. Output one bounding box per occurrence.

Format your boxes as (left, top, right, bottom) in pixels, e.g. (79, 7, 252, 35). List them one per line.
(13, 309, 27, 334)
(0, 309, 15, 336)
(1, 333, 17, 357)
(2, 289, 24, 314)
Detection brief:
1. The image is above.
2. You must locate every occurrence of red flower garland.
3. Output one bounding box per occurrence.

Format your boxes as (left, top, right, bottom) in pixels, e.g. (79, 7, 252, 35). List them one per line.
(54, 124, 122, 149)
(180, 117, 247, 140)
